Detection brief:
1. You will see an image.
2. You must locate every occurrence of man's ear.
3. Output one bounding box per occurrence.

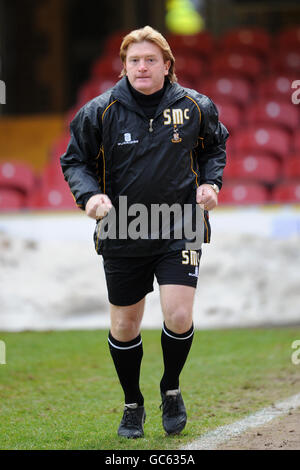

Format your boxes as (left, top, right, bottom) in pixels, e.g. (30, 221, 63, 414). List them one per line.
(122, 62, 127, 76)
(164, 60, 171, 75)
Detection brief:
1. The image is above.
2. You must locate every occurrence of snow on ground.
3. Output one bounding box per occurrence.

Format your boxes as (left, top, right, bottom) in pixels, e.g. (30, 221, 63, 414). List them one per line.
(0, 210, 299, 331)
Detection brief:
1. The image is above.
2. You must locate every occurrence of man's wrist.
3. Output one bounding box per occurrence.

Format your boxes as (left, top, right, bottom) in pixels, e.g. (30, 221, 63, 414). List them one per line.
(204, 183, 220, 194)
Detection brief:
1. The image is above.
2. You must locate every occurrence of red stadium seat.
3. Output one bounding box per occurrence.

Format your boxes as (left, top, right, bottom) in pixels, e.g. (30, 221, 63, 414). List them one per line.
(26, 154, 77, 211)
(42, 159, 65, 186)
(64, 105, 80, 128)
(225, 154, 281, 184)
(90, 56, 122, 80)
(272, 181, 300, 203)
(233, 126, 291, 160)
(210, 52, 264, 81)
(77, 78, 116, 106)
(174, 55, 206, 83)
(219, 182, 269, 204)
(276, 27, 300, 50)
(0, 188, 25, 211)
(167, 31, 215, 58)
(283, 154, 300, 179)
(246, 99, 299, 133)
(0, 161, 36, 194)
(219, 28, 272, 58)
(178, 77, 196, 89)
(103, 31, 129, 55)
(224, 137, 235, 163)
(27, 180, 77, 210)
(222, 157, 236, 179)
(199, 76, 252, 107)
(49, 134, 70, 162)
(270, 50, 300, 75)
(41, 185, 77, 210)
(214, 100, 242, 133)
(256, 74, 297, 101)
(292, 132, 300, 153)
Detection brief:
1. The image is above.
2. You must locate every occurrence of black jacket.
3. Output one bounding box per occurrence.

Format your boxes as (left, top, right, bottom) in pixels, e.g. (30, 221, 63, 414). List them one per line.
(60, 77, 229, 257)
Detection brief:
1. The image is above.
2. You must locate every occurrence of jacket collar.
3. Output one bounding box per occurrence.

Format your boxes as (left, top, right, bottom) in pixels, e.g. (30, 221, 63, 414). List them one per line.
(111, 76, 187, 118)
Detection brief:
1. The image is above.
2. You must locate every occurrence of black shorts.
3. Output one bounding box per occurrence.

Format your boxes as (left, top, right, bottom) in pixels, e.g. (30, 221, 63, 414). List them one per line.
(102, 249, 202, 306)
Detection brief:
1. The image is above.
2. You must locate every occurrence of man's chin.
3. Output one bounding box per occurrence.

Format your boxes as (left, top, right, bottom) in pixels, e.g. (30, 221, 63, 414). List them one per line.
(134, 81, 152, 93)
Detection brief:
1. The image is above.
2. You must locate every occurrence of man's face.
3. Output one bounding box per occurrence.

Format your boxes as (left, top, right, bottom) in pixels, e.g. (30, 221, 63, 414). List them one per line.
(125, 41, 170, 95)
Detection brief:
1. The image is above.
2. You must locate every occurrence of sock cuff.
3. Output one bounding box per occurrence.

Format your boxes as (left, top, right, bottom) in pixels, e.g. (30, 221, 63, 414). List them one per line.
(108, 331, 142, 350)
(162, 322, 194, 340)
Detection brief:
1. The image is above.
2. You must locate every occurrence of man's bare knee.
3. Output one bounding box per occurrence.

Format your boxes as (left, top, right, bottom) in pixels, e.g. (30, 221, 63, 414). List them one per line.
(111, 317, 141, 341)
(164, 307, 193, 334)
(110, 299, 145, 341)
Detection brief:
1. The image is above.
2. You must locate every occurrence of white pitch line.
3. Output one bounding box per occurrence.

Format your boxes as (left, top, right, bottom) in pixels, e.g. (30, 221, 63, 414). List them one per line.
(181, 392, 300, 450)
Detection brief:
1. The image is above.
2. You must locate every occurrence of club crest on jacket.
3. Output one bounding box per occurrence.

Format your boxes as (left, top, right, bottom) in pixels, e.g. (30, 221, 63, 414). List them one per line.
(172, 125, 182, 143)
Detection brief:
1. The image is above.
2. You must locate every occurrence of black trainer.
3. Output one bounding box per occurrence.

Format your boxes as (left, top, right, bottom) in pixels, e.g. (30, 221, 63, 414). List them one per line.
(117, 404, 146, 438)
(160, 389, 187, 435)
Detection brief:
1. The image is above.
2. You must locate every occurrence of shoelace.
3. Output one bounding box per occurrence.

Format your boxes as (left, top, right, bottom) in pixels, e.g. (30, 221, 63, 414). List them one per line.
(160, 395, 179, 417)
(123, 408, 140, 426)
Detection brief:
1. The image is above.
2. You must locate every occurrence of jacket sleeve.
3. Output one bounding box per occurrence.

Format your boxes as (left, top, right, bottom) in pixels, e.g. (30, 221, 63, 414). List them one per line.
(196, 97, 229, 190)
(60, 103, 103, 210)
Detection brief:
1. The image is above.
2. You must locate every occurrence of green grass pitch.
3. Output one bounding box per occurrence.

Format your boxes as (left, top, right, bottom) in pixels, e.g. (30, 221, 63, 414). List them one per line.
(0, 327, 300, 450)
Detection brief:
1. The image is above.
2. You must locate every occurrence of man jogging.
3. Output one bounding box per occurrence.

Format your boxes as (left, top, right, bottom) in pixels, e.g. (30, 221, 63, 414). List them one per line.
(61, 25, 228, 438)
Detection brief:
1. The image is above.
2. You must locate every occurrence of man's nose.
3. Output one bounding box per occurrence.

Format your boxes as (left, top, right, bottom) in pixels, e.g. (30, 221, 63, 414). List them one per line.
(138, 60, 147, 71)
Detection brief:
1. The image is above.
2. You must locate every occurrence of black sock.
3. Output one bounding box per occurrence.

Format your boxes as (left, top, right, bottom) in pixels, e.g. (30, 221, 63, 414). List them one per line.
(108, 331, 144, 406)
(160, 322, 194, 393)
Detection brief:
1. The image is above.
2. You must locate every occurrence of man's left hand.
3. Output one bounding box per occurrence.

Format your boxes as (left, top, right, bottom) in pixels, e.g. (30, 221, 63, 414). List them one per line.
(196, 184, 218, 211)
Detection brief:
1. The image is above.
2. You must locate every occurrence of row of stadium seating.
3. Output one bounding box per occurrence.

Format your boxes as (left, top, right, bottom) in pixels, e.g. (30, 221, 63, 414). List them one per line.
(77, 26, 300, 107)
(75, 72, 299, 108)
(101, 26, 300, 53)
(72, 75, 299, 138)
(1, 182, 300, 210)
(78, 73, 295, 102)
(1, 156, 300, 211)
(98, 26, 300, 67)
(0, 26, 300, 212)
(88, 52, 299, 88)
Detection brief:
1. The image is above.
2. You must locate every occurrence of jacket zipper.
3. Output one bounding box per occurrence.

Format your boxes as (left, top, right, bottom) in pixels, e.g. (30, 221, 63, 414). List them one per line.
(149, 118, 154, 133)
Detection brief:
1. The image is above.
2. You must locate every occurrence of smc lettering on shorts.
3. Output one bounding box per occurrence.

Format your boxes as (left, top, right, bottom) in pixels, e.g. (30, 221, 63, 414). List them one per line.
(181, 250, 200, 266)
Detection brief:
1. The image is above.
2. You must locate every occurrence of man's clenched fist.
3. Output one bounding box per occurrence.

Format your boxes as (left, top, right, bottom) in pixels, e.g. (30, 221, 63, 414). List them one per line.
(196, 184, 218, 211)
(85, 194, 113, 220)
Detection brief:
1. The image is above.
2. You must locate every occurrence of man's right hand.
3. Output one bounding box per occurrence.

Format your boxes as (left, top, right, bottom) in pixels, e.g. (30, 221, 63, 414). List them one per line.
(85, 194, 113, 220)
